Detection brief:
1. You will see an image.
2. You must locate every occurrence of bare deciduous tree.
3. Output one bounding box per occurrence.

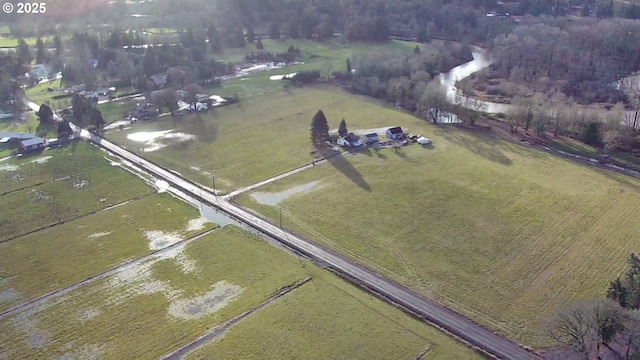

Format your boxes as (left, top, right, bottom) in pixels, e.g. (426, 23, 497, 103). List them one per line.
(547, 301, 595, 356)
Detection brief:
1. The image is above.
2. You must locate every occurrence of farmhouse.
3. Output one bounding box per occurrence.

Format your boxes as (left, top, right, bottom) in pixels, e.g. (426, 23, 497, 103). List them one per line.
(386, 127, 405, 139)
(364, 133, 379, 144)
(337, 133, 363, 148)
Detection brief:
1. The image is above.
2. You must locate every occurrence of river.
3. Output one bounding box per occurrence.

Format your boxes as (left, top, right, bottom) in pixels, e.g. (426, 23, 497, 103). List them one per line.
(437, 49, 510, 114)
(438, 48, 638, 124)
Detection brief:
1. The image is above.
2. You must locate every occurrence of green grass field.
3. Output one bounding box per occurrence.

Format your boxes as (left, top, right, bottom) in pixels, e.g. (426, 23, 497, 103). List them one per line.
(213, 39, 430, 99)
(0, 143, 153, 242)
(0, 193, 214, 313)
(106, 87, 336, 191)
(24, 79, 63, 104)
(98, 98, 137, 123)
(175, 88, 640, 348)
(0, 226, 477, 359)
(187, 268, 481, 360)
(0, 142, 107, 192)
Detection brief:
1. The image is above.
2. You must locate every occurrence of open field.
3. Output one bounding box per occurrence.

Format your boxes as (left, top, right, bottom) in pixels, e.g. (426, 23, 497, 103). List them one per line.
(0, 165, 151, 241)
(200, 89, 640, 348)
(0, 225, 478, 359)
(187, 267, 481, 360)
(214, 39, 429, 99)
(24, 79, 63, 104)
(106, 87, 344, 191)
(0, 142, 108, 193)
(108, 86, 459, 192)
(98, 98, 137, 123)
(0, 142, 153, 242)
(0, 193, 214, 313)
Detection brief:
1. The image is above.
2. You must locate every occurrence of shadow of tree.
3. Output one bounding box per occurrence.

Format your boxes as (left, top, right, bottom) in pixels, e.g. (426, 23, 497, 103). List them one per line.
(351, 146, 373, 157)
(183, 114, 218, 144)
(371, 145, 388, 160)
(35, 122, 54, 139)
(322, 149, 371, 192)
(438, 126, 513, 166)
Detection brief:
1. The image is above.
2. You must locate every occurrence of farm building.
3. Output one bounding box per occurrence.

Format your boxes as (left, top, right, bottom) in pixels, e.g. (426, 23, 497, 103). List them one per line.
(364, 133, 379, 144)
(386, 127, 405, 139)
(19, 137, 45, 153)
(337, 133, 363, 148)
(0, 132, 47, 154)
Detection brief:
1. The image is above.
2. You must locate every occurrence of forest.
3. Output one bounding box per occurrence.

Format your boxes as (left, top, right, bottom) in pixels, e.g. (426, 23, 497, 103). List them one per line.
(487, 17, 640, 105)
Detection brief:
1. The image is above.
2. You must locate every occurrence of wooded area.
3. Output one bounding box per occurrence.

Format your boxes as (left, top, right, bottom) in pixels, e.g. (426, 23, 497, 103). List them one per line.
(490, 17, 640, 105)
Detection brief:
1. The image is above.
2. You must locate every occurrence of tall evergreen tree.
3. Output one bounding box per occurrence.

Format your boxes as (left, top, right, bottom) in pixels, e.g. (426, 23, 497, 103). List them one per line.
(17, 39, 32, 64)
(269, 20, 280, 39)
(35, 38, 47, 64)
(338, 118, 348, 136)
(310, 110, 330, 146)
(89, 107, 106, 130)
(36, 103, 54, 123)
(207, 23, 223, 52)
(246, 25, 255, 43)
(53, 34, 62, 59)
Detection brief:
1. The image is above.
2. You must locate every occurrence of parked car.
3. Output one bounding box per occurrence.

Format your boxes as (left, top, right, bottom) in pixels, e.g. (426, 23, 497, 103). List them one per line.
(189, 102, 208, 112)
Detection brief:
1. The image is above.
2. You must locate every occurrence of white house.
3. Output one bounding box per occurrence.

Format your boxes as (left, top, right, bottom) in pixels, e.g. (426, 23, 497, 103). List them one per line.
(385, 126, 405, 139)
(337, 133, 363, 148)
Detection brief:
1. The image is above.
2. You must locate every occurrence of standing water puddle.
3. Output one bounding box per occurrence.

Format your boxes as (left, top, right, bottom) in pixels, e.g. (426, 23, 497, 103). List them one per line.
(251, 181, 322, 206)
(127, 130, 196, 152)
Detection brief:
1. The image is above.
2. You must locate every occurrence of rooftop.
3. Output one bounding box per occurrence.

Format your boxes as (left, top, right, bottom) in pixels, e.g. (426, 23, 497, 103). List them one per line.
(20, 137, 44, 147)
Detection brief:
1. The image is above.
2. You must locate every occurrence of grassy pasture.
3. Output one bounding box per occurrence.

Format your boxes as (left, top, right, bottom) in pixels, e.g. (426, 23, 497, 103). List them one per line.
(24, 79, 63, 104)
(107, 87, 339, 191)
(0, 226, 478, 359)
(98, 98, 137, 123)
(188, 268, 482, 360)
(0, 193, 213, 313)
(0, 226, 306, 359)
(206, 90, 640, 348)
(0, 142, 107, 193)
(214, 39, 429, 99)
(107, 86, 445, 192)
(0, 152, 152, 242)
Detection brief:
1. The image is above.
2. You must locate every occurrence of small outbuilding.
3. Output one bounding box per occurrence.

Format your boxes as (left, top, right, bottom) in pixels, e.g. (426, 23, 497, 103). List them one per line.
(337, 133, 363, 148)
(19, 137, 45, 153)
(364, 133, 379, 144)
(386, 126, 405, 139)
(417, 136, 432, 145)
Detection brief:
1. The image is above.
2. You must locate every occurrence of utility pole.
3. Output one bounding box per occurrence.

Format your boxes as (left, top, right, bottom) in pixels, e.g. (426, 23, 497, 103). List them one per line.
(212, 174, 220, 205)
(279, 206, 283, 229)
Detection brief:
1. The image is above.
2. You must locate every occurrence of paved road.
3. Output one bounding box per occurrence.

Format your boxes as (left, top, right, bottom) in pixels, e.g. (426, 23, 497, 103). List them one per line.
(22, 96, 539, 359)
